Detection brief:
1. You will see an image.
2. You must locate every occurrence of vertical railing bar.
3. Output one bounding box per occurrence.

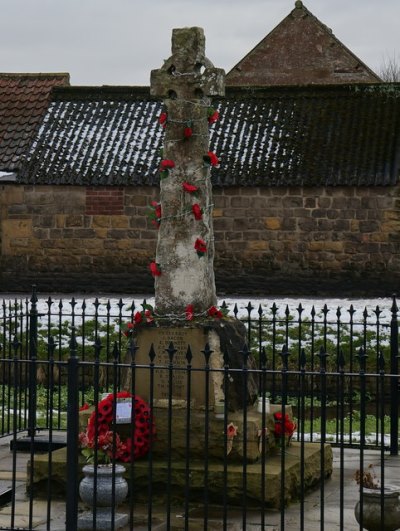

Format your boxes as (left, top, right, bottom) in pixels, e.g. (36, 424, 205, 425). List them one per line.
(335, 307, 341, 445)
(202, 343, 212, 531)
(379, 350, 386, 531)
(271, 303, 278, 401)
(338, 349, 345, 531)
(147, 343, 156, 531)
(318, 346, 328, 531)
(126, 337, 138, 531)
(46, 337, 56, 530)
(358, 346, 367, 531)
(260, 347, 267, 531)
(222, 347, 230, 531)
(81, 299, 87, 404)
(65, 326, 80, 531)
(28, 287, 38, 531)
(296, 304, 303, 442)
(166, 342, 176, 531)
(241, 344, 249, 531)
(246, 302, 254, 349)
(1, 300, 7, 437)
(280, 344, 289, 531)
(310, 306, 316, 442)
(389, 295, 399, 455)
(57, 299, 63, 429)
(184, 345, 193, 531)
(17, 299, 25, 433)
(110, 343, 120, 531)
(299, 348, 306, 531)
(348, 305, 355, 445)
(11, 335, 20, 530)
(374, 306, 382, 446)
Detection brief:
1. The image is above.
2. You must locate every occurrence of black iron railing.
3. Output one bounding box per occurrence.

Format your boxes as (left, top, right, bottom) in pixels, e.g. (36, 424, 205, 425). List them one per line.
(0, 290, 399, 529)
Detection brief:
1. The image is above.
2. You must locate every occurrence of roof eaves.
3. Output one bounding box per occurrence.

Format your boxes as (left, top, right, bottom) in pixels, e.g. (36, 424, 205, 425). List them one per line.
(51, 85, 154, 102)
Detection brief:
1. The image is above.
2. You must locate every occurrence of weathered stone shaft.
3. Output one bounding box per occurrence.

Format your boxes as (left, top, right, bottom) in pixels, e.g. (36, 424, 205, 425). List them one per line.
(150, 27, 225, 315)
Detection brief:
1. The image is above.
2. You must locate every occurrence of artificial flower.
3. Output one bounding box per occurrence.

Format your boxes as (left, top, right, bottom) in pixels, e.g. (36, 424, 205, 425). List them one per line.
(192, 203, 203, 220)
(148, 201, 162, 229)
(79, 403, 90, 411)
(227, 422, 238, 439)
(184, 127, 193, 139)
(149, 261, 162, 277)
(208, 108, 219, 124)
(273, 412, 296, 439)
(123, 321, 134, 337)
(160, 159, 175, 179)
(203, 151, 219, 167)
(134, 311, 143, 325)
(208, 306, 223, 319)
(160, 159, 175, 170)
(182, 182, 198, 194)
(194, 238, 207, 256)
(185, 304, 194, 321)
(159, 112, 168, 127)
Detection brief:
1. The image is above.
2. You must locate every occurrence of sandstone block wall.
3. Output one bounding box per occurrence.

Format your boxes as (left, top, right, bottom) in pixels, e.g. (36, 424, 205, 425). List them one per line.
(1, 184, 399, 295)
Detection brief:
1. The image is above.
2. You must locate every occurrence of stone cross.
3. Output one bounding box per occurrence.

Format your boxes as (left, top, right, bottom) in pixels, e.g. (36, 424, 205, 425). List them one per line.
(150, 28, 225, 315)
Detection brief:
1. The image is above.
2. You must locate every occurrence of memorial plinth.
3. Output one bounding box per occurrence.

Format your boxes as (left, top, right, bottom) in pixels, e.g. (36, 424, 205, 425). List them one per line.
(123, 320, 258, 411)
(31, 438, 333, 510)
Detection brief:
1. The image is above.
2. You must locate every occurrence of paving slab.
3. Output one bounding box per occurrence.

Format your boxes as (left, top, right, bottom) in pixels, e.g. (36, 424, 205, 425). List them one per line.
(0, 435, 398, 530)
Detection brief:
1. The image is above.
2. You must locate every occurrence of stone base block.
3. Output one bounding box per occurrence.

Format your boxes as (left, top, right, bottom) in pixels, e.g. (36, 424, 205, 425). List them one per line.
(78, 510, 128, 530)
(30, 442, 332, 509)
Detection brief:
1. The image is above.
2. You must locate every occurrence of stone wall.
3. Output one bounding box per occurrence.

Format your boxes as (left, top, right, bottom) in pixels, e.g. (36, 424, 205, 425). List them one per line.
(1, 183, 399, 295)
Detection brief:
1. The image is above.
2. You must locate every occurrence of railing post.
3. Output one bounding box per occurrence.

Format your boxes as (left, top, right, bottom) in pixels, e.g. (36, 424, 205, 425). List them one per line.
(390, 295, 399, 455)
(66, 327, 79, 529)
(27, 287, 38, 438)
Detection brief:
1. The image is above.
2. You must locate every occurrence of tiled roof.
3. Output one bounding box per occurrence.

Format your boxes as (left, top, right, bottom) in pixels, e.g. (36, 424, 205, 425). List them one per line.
(0, 73, 70, 171)
(18, 83, 400, 187)
(226, 1, 381, 86)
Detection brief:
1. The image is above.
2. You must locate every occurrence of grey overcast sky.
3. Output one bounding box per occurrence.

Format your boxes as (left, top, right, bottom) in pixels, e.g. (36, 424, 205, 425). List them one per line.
(0, 0, 398, 86)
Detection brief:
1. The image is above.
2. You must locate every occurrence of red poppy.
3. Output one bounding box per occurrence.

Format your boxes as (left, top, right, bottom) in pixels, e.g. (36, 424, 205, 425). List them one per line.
(184, 127, 193, 139)
(149, 261, 162, 277)
(182, 182, 198, 193)
(273, 413, 296, 438)
(208, 110, 219, 124)
(203, 151, 219, 167)
(97, 401, 113, 418)
(149, 201, 162, 228)
(227, 422, 238, 438)
(159, 112, 167, 127)
(185, 304, 194, 321)
(160, 159, 175, 170)
(208, 306, 223, 319)
(134, 311, 142, 325)
(192, 203, 203, 220)
(194, 238, 207, 256)
(79, 403, 90, 411)
(123, 321, 134, 337)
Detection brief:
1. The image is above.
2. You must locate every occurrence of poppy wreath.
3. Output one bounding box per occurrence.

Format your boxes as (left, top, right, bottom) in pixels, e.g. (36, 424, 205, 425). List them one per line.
(86, 391, 155, 462)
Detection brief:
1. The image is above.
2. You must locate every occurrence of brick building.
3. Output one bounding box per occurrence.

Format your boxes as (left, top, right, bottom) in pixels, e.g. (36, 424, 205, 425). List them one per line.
(0, 4, 399, 296)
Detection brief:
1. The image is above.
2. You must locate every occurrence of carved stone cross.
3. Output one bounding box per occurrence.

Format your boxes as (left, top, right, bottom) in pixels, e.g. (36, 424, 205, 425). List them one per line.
(150, 28, 225, 315)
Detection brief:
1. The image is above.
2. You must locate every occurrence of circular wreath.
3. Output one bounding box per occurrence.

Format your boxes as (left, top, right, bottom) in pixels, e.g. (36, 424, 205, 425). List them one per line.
(86, 391, 155, 463)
